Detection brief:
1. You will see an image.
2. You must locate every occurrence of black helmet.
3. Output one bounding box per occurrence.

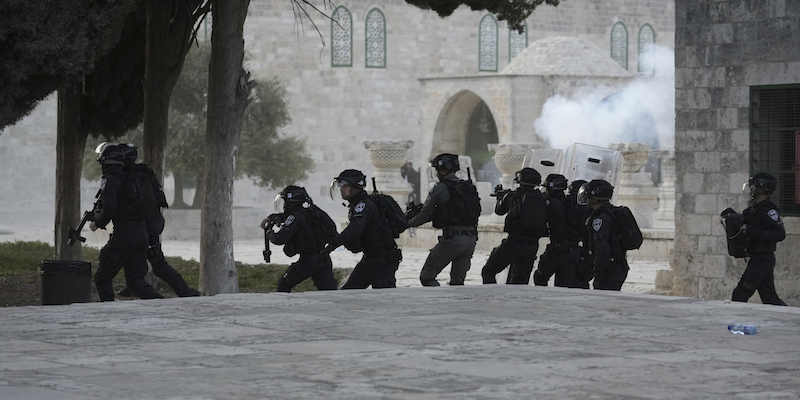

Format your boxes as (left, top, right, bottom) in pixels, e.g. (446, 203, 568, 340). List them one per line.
(95, 142, 125, 166)
(430, 153, 460, 173)
(568, 179, 587, 196)
(119, 143, 138, 169)
(514, 167, 541, 186)
(330, 169, 367, 200)
(748, 172, 777, 193)
(276, 185, 310, 213)
(544, 174, 568, 191)
(577, 179, 613, 205)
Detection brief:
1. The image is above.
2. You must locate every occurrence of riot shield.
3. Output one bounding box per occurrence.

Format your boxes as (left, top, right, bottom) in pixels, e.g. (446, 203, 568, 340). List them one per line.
(561, 143, 624, 201)
(522, 148, 563, 179)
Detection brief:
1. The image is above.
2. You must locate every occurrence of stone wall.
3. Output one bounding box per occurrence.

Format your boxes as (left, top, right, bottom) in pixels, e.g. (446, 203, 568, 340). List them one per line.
(673, 0, 800, 305)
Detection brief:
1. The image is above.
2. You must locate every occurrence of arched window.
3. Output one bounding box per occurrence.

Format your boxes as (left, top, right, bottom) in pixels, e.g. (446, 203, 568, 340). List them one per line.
(610, 22, 628, 70)
(365, 8, 386, 68)
(479, 14, 498, 72)
(331, 6, 352, 67)
(509, 22, 528, 62)
(638, 24, 656, 75)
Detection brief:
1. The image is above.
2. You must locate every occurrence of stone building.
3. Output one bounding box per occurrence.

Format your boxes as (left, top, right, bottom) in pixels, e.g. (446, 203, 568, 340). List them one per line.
(671, 0, 800, 305)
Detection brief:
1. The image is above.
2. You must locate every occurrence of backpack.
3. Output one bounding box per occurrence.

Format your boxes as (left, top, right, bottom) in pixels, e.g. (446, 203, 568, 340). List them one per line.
(123, 169, 158, 217)
(136, 164, 169, 208)
(509, 189, 547, 236)
(720, 209, 747, 258)
(370, 193, 408, 238)
(609, 205, 643, 251)
(307, 205, 338, 248)
(444, 179, 482, 225)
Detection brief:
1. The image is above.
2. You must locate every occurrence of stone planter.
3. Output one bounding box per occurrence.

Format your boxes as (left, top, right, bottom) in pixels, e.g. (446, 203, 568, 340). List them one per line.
(488, 143, 540, 187)
(609, 142, 659, 229)
(364, 140, 414, 205)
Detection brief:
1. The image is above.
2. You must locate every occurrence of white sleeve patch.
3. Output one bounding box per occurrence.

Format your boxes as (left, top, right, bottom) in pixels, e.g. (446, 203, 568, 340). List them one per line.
(592, 218, 603, 232)
(284, 215, 295, 226)
(355, 202, 366, 213)
(768, 209, 779, 221)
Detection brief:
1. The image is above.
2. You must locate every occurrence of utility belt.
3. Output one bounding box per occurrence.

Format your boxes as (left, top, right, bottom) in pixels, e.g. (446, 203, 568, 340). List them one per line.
(364, 245, 403, 263)
(507, 235, 539, 246)
(551, 238, 580, 252)
(442, 226, 477, 239)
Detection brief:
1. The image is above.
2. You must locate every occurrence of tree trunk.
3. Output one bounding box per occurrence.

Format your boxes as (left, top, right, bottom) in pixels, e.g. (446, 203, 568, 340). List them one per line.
(191, 171, 205, 209)
(142, 0, 171, 179)
(171, 171, 190, 209)
(55, 88, 89, 261)
(199, 0, 252, 295)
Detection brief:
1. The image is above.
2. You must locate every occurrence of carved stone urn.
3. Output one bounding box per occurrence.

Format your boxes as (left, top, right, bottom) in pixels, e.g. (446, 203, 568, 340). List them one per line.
(364, 140, 414, 205)
(608, 142, 659, 229)
(488, 143, 540, 187)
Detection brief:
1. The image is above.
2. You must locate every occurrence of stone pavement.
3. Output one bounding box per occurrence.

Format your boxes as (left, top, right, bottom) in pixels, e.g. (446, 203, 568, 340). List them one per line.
(2, 287, 800, 399)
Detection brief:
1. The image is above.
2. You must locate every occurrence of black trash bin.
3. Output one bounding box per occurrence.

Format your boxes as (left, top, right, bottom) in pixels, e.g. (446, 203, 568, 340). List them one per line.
(40, 260, 92, 305)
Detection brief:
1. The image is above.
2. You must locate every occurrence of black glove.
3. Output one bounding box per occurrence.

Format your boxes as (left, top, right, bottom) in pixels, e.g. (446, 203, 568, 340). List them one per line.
(321, 243, 336, 255)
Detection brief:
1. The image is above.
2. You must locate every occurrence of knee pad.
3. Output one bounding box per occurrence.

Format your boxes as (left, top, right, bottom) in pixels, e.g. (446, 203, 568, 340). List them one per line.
(147, 243, 163, 260)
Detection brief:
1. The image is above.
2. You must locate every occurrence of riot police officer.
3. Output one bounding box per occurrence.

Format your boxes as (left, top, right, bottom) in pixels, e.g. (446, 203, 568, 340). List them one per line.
(261, 185, 338, 292)
(482, 167, 547, 284)
(731, 172, 787, 305)
(89, 143, 163, 301)
(577, 179, 628, 291)
(119, 144, 200, 297)
(567, 180, 593, 289)
(408, 153, 480, 286)
(322, 169, 401, 289)
(532, 174, 581, 287)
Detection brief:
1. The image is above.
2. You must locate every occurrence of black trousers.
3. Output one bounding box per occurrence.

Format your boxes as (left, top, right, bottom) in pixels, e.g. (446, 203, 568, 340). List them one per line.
(481, 236, 538, 284)
(342, 251, 400, 289)
(138, 212, 199, 297)
(732, 253, 786, 305)
(572, 247, 593, 289)
(593, 259, 629, 291)
(95, 228, 163, 301)
(277, 254, 337, 292)
(533, 242, 580, 287)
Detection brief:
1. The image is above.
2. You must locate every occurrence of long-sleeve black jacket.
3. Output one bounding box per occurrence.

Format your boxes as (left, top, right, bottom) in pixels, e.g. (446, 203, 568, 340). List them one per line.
(744, 197, 785, 254)
(268, 209, 320, 256)
(586, 203, 624, 276)
(94, 167, 144, 232)
(329, 190, 395, 254)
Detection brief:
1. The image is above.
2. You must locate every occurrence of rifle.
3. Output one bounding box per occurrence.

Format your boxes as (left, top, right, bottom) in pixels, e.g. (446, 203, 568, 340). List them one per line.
(466, 167, 473, 184)
(371, 177, 379, 194)
(68, 189, 103, 246)
(490, 184, 511, 199)
(406, 201, 422, 220)
(262, 226, 271, 263)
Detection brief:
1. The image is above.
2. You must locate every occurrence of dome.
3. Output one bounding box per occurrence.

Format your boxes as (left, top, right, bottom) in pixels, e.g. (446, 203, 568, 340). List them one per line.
(502, 36, 633, 77)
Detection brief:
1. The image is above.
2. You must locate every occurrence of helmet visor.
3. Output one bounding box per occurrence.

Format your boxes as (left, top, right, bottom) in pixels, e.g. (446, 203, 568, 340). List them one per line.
(274, 194, 285, 214)
(576, 185, 589, 206)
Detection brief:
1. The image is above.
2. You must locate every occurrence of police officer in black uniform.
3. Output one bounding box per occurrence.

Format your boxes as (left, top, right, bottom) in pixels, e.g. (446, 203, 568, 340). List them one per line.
(482, 167, 546, 284)
(261, 185, 338, 292)
(577, 179, 628, 291)
(322, 169, 401, 289)
(567, 179, 593, 289)
(119, 144, 200, 297)
(533, 174, 581, 287)
(89, 143, 163, 301)
(731, 172, 787, 305)
(408, 153, 479, 286)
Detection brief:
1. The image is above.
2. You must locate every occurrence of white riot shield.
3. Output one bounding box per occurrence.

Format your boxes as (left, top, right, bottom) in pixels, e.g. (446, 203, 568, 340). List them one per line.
(522, 148, 563, 179)
(561, 143, 624, 198)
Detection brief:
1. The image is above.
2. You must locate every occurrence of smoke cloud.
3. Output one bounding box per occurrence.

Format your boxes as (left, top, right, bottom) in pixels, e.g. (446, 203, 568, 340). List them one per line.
(534, 45, 675, 151)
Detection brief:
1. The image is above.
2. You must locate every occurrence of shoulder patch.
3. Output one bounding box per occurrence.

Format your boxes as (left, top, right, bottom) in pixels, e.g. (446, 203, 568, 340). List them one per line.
(592, 218, 603, 232)
(284, 215, 295, 226)
(768, 209, 779, 221)
(354, 202, 366, 213)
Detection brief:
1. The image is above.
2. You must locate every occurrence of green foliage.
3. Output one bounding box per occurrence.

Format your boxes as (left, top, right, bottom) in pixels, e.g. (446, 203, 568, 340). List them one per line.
(0, 241, 54, 274)
(0, 0, 141, 129)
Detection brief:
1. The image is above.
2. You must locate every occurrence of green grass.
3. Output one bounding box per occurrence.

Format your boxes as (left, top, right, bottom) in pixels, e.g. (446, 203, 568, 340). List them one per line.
(0, 240, 351, 307)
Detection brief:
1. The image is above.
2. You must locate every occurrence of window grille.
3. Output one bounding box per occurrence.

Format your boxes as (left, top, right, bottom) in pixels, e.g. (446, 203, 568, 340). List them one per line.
(750, 85, 800, 213)
(332, 6, 352, 67)
(479, 14, 498, 72)
(611, 22, 628, 70)
(509, 22, 527, 62)
(638, 24, 655, 75)
(366, 8, 386, 68)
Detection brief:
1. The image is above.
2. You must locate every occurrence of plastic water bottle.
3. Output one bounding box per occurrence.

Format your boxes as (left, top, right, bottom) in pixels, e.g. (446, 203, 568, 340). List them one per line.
(728, 324, 758, 335)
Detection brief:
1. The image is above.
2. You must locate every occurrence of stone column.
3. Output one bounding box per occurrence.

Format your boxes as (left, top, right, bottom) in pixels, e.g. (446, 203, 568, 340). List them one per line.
(609, 142, 659, 229)
(488, 143, 540, 188)
(655, 149, 676, 224)
(364, 140, 414, 205)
